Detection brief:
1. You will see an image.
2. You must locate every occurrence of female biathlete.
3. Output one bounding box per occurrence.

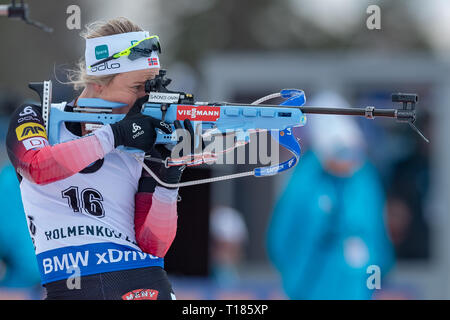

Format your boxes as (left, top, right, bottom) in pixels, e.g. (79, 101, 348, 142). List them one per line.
(6, 17, 191, 300)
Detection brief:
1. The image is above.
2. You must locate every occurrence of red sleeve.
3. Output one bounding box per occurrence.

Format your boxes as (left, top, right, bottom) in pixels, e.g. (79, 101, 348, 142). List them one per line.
(134, 192, 153, 237)
(134, 191, 178, 257)
(6, 104, 106, 185)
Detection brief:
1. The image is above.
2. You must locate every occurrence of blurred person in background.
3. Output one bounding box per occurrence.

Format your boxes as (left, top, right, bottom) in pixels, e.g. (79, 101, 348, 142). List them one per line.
(209, 206, 248, 288)
(0, 91, 42, 299)
(385, 112, 431, 260)
(266, 91, 395, 300)
(0, 165, 42, 299)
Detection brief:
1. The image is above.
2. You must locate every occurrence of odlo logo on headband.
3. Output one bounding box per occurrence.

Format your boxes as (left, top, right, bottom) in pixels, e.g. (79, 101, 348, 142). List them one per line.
(90, 61, 120, 73)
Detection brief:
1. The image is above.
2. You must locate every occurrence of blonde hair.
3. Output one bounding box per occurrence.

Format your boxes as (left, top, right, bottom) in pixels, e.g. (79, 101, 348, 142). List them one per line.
(67, 17, 143, 91)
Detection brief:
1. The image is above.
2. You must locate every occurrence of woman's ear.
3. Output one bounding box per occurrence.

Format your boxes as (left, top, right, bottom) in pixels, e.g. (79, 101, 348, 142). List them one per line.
(91, 83, 104, 95)
(83, 83, 104, 98)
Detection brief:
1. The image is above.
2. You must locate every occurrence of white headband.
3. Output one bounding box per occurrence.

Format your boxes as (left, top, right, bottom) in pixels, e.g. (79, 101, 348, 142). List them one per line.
(85, 31, 160, 76)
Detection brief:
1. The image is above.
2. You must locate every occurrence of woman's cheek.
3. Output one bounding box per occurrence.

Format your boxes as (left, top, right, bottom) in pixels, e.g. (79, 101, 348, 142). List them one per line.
(103, 88, 134, 103)
(108, 95, 136, 114)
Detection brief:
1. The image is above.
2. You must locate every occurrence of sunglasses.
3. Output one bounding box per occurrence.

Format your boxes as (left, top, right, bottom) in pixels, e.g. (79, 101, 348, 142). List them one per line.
(89, 35, 161, 69)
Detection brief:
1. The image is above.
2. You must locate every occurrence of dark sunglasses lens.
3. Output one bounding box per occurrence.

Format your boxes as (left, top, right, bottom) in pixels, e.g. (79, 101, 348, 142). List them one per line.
(149, 38, 161, 53)
(137, 38, 161, 53)
(128, 38, 161, 61)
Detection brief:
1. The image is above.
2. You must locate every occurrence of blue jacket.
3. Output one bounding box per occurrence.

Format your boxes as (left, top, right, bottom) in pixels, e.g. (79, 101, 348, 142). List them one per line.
(266, 151, 395, 299)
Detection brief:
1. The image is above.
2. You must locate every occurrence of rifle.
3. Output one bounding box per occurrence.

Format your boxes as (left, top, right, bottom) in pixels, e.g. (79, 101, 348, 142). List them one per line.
(28, 69, 428, 188)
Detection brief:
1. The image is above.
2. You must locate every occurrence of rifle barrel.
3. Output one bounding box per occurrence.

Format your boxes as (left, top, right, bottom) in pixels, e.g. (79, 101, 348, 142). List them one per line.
(230, 102, 401, 119)
(298, 106, 397, 118)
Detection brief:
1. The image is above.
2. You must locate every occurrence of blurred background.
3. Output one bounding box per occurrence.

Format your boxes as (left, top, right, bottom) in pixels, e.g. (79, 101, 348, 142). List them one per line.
(0, 0, 449, 299)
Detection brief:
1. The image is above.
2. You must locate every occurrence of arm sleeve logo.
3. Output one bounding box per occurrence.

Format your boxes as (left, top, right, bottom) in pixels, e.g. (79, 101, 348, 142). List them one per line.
(15, 122, 47, 141)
